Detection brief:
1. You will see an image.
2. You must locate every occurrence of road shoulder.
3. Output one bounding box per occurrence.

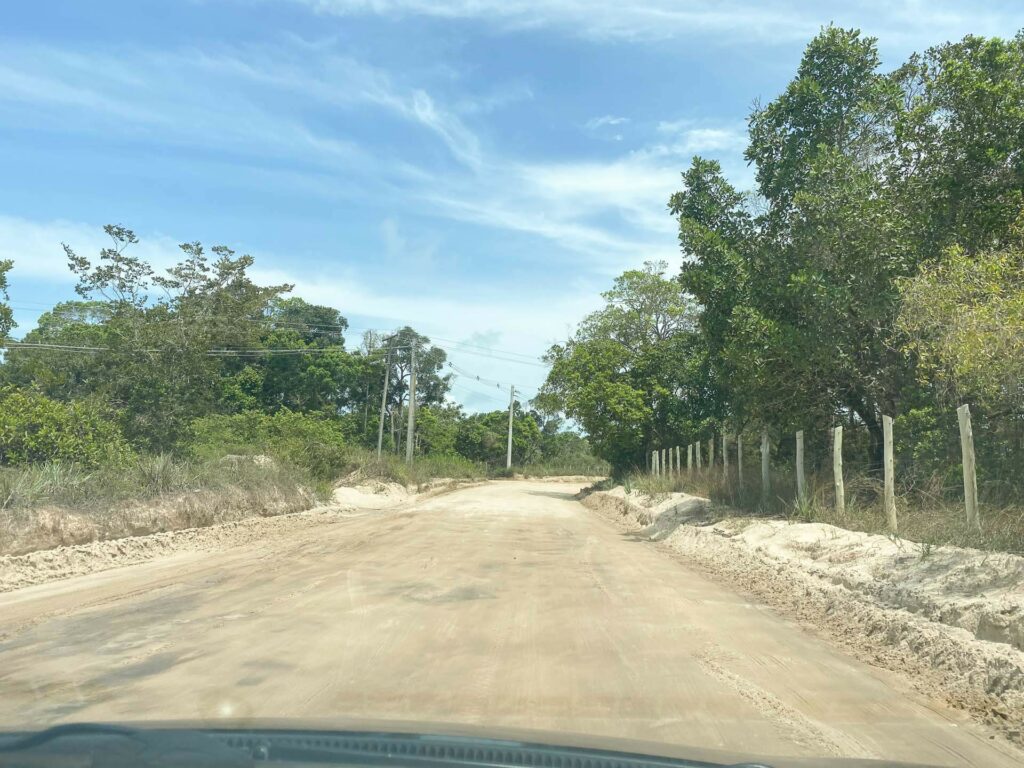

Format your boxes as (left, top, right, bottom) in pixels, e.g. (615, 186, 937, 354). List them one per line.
(580, 486, 1024, 750)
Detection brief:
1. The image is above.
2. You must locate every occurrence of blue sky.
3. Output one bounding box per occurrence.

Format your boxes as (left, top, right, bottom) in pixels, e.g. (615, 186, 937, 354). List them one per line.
(3, 1, 1023, 411)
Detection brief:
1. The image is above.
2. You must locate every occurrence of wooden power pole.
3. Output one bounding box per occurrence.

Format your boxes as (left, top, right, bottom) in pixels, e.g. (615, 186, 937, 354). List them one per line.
(506, 385, 515, 469)
(405, 345, 417, 464)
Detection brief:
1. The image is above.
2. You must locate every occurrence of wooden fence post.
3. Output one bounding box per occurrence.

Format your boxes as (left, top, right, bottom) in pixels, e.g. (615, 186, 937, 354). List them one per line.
(696, 440, 702, 470)
(833, 426, 845, 517)
(652, 449, 658, 477)
(709, 436, 715, 468)
(737, 434, 744, 486)
(796, 430, 806, 506)
(675, 445, 681, 476)
(761, 431, 770, 501)
(957, 404, 980, 532)
(661, 449, 667, 478)
(722, 433, 729, 478)
(687, 444, 693, 476)
(883, 415, 897, 534)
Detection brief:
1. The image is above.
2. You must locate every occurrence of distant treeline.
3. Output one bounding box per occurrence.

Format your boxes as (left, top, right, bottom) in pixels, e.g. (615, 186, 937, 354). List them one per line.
(0, 228, 604, 478)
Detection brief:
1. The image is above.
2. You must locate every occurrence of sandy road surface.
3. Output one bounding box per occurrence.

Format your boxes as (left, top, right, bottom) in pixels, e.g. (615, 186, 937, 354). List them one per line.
(0, 480, 1020, 766)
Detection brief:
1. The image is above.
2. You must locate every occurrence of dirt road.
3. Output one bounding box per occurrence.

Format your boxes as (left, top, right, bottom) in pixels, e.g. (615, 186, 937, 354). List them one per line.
(0, 480, 1020, 766)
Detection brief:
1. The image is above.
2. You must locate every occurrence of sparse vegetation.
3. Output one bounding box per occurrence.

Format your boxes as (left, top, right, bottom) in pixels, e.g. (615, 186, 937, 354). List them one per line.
(0, 455, 317, 556)
(625, 466, 1024, 554)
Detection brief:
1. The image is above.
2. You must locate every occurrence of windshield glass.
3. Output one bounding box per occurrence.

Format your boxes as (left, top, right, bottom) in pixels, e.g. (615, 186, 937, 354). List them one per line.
(2, 3, 1024, 768)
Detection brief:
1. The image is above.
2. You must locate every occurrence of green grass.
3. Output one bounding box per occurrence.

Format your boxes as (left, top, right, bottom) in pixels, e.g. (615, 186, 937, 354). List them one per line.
(342, 448, 489, 489)
(518, 456, 610, 478)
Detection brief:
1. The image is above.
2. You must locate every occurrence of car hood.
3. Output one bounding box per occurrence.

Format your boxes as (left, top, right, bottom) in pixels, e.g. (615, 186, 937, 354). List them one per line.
(0, 718, 943, 768)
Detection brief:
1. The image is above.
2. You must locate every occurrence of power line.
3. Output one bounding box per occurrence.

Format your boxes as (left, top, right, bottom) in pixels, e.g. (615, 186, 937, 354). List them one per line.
(2, 340, 345, 357)
(447, 381, 509, 405)
(446, 361, 540, 400)
(19, 309, 549, 366)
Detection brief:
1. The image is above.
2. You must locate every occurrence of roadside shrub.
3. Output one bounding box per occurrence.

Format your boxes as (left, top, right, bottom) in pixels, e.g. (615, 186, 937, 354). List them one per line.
(0, 388, 131, 468)
(344, 446, 487, 487)
(190, 409, 347, 479)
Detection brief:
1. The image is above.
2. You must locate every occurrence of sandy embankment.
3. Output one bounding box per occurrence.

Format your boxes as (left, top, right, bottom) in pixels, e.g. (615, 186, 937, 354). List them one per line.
(581, 486, 1024, 743)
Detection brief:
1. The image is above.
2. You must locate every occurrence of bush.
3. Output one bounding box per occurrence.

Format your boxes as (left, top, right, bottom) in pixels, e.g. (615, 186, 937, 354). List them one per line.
(343, 446, 487, 488)
(190, 409, 347, 479)
(0, 388, 131, 467)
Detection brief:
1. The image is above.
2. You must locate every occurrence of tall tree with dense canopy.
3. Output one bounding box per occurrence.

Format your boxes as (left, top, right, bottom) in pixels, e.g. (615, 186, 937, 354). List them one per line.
(539, 262, 712, 473)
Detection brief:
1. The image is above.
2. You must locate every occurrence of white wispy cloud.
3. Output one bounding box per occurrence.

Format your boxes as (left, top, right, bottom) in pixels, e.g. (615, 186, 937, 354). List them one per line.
(0, 38, 740, 276)
(647, 120, 749, 157)
(585, 114, 629, 130)
(289, 0, 1024, 48)
(0, 36, 740, 393)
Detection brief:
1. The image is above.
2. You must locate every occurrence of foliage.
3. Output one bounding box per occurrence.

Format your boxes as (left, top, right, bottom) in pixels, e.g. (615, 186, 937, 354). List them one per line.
(0, 258, 14, 342)
(190, 410, 348, 480)
(6, 228, 293, 451)
(454, 405, 543, 467)
(661, 25, 1024, 475)
(415, 403, 463, 456)
(539, 262, 710, 473)
(898, 240, 1024, 415)
(0, 388, 130, 467)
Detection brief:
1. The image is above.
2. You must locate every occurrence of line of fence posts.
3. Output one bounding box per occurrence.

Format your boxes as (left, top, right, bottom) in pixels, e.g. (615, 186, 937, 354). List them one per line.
(647, 403, 983, 536)
(655, 414, 970, 531)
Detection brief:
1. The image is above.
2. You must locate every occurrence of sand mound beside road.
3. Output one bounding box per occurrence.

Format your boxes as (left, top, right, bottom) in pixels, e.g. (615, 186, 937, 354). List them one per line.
(582, 487, 1024, 744)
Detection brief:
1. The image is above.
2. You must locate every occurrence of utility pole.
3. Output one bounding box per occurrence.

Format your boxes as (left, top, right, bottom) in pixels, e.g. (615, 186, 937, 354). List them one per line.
(506, 385, 515, 469)
(375, 336, 394, 458)
(405, 344, 417, 464)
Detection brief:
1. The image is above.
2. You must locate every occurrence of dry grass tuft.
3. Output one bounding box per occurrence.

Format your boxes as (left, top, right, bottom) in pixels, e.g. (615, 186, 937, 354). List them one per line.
(0, 457, 318, 556)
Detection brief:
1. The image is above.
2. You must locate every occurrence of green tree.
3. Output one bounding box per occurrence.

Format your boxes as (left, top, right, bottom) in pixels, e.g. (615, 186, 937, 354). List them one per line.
(454, 403, 542, 467)
(379, 327, 451, 455)
(539, 262, 707, 473)
(416, 403, 464, 456)
(0, 258, 14, 343)
(891, 33, 1024, 255)
(54, 227, 292, 451)
(898, 236, 1024, 415)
